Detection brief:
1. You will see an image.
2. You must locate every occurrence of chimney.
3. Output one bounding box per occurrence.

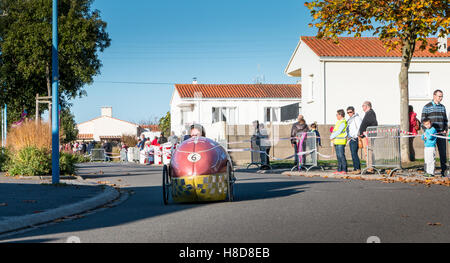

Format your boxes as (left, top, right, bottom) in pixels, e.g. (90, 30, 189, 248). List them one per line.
(438, 34, 448, 53)
(101, 107, 112, 117)
(192, 77, 198, 84)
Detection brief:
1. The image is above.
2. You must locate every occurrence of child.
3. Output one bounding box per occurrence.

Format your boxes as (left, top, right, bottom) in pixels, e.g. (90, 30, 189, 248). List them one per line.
(310, 122, 322, 147)
(421, 118, 437, 177)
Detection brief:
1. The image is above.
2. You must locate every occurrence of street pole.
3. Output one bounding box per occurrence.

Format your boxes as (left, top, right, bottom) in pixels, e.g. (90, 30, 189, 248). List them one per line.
(52, 0, 60, 184)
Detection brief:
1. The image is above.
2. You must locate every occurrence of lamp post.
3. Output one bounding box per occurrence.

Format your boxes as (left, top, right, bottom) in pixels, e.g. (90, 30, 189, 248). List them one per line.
(52, 0, 60, 184)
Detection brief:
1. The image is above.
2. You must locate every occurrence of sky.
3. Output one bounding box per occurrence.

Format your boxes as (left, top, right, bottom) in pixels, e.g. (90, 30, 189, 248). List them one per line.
(69, 0, 318, 124)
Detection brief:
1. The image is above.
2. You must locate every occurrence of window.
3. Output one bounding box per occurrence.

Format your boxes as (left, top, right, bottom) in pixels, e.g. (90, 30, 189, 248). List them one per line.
(264, 107, 280, 123)
(212, 107, 237, 124)
(408, 72, 429, 99)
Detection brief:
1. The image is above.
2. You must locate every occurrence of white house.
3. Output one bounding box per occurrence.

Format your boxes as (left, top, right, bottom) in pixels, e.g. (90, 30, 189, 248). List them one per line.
(77, 107, 140, 141)
(170, 84, 302, 141)
(285, 36, 450, 125)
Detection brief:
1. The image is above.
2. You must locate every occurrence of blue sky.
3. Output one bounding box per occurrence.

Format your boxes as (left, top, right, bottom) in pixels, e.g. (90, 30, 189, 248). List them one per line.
(70, 0, 318, 124)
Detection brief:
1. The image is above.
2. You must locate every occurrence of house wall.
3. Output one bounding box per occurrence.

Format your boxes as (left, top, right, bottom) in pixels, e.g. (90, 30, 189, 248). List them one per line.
(297, 59, 450, 126)
(286, 42, 325, 124)
(77, 116, 139, 141)
(170, 90, 301, 141)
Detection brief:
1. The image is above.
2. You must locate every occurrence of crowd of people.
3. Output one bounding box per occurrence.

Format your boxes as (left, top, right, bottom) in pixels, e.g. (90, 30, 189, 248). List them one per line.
(290, 89, 448, 177)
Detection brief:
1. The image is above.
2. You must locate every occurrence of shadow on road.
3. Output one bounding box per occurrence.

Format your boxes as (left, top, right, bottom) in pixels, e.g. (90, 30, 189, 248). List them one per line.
(1, 168, 334, 242)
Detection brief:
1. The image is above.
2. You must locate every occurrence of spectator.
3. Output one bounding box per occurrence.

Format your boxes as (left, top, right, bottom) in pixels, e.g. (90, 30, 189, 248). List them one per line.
(421, 89, 448, 177)
(346, 106, 363, 174)
(421, 118, 437, 177)
(168, 131, 179, 145)
(102, 140, 112, 162)
(331, 109, 348, 174)
(290, 115, 309, 170)
(408, 105, 420, 161)
(137, 134, 147, 150)
(259, 123, 271, 170)
(151, 136, 159, 146)
(81, 141, 87, 155)
(158, 132, 168, 144)
(358, 101, 378, 171)
(310, 122, 321, 147)
(87, 141, 94, 155)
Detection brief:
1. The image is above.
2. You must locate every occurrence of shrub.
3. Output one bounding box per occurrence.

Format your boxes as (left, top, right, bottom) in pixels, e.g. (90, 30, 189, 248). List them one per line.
(121, 134, 138, 147)
(59, 152, 78, 175)
(0, 147, 11, 172)
(7, 121, 51, 152)
(7, 147, 51, 176)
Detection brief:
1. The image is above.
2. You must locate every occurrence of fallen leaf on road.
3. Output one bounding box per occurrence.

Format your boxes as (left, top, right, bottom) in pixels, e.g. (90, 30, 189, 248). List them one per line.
(427, 222, 442, 226)
(33, 211, 43, 214)
(0, 203, 7, 207)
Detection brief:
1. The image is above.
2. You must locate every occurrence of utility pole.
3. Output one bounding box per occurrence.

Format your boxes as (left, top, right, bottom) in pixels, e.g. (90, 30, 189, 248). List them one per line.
(52, 0, 60, 184)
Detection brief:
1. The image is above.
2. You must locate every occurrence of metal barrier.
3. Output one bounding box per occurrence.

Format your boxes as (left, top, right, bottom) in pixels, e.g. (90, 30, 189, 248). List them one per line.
(120, 149, 128, 162)
(361, 125, 402, 176)
(91, 149, 106, 162)
(127, 147, 140, 163)
(292, 132, 323, 172)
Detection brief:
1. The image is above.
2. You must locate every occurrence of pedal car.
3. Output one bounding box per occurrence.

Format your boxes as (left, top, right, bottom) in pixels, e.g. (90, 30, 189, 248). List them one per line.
(162, 136, 235, 204)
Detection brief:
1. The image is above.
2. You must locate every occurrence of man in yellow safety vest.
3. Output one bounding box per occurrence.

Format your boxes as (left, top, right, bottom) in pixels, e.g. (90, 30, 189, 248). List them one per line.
(330, 109, 348, 174)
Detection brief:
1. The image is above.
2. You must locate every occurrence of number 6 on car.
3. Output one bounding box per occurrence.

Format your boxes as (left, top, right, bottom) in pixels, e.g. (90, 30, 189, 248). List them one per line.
(162, 137, 235, 204)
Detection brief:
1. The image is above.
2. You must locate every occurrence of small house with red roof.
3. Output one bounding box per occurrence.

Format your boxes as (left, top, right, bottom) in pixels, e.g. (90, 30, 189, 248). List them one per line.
(77, 107, 141, 142)
(170, 83, 302, 140)
(285, 36, 450, 125)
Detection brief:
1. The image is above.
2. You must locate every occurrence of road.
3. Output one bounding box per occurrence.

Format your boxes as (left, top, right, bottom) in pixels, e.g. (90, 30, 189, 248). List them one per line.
(1, 162, 450, 243)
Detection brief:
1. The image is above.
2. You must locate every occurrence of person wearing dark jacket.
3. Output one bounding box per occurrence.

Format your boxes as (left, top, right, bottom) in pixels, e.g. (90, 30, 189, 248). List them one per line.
(291, 115, 309, 169)
(358, 101, 378, 170)
(158, 132, 168, 144)
(421, 89, 448, 176)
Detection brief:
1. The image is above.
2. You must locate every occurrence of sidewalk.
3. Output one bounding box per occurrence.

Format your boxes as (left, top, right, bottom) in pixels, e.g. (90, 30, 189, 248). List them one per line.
(0, 173, 119, 235)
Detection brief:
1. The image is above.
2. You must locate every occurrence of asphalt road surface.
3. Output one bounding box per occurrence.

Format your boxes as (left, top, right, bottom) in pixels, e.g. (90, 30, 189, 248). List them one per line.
(2, 162, 450, 243)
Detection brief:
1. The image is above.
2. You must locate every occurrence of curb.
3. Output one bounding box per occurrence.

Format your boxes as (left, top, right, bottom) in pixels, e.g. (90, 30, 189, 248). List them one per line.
(282, 171, 450, 186)
(0, 182, 120, 235)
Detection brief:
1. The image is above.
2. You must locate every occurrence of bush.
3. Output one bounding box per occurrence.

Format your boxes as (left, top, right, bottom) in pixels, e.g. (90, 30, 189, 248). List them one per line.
(0, 147, 11, 172)
(7, 147, 51, 176)
(59, 152, 78, 175)
(7, 121, 51, 152)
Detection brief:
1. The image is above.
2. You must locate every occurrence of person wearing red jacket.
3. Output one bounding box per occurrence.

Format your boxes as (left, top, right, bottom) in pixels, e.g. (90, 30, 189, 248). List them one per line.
(408, 105, 420, 161)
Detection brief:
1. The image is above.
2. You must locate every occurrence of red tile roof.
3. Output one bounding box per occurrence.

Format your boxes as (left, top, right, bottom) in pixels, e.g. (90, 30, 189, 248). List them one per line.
(77, 134, 93, 139)
(140, 124, 161, 131)
(175, 84, 301, 98)
(301, 36, 450, 58)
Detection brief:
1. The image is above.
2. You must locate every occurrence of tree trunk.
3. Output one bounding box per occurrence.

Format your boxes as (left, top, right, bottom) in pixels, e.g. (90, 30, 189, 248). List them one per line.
(399, 39, 415, 163)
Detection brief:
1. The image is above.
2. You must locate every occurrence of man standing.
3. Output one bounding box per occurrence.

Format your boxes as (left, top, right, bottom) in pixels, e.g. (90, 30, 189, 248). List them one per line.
(358, 101, 378, 170)
(330, 109, 348, 174)
(346, 106, 362, 174)
(421, 89, 448, 176)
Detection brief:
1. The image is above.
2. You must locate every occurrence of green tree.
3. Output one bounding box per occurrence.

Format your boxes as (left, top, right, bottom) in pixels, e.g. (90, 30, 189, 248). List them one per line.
(60, 107, 78, 143)
(305, 0, 449, 162)
(0, 0, 110, 124)
(159, 111, 171, 136)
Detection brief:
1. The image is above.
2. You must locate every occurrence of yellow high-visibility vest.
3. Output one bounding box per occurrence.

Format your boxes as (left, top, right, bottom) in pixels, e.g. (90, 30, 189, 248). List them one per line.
(333, 119, 348, 145)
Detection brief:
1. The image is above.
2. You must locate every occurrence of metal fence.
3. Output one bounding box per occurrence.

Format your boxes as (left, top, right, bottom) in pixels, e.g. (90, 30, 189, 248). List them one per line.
(91, 149, 106, 162)
(293, 131, 323, 171)
(362, 125, 402, 176)
(127, 147, 140, 163)
(120, 149, 128, 162)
